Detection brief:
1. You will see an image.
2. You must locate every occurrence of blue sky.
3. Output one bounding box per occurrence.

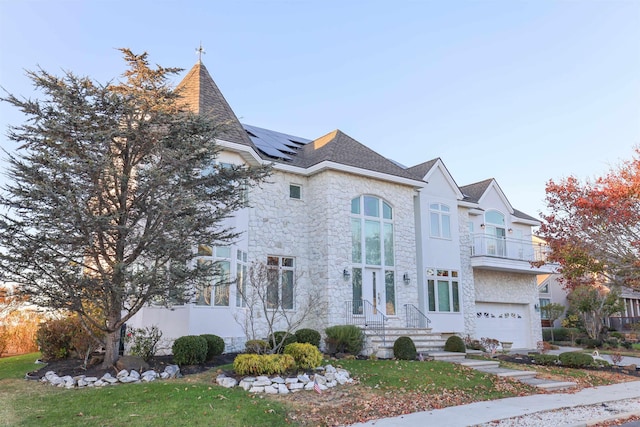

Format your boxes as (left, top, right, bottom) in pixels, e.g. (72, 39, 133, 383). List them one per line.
(1, 0, 639, 219)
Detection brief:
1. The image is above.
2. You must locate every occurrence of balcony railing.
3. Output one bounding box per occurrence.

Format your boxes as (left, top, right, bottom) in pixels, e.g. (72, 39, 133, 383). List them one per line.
(471, 233, 550, 262)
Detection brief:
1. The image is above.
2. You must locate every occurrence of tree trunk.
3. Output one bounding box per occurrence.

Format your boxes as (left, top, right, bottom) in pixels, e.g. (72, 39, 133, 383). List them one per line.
(101, 329, 120, 369)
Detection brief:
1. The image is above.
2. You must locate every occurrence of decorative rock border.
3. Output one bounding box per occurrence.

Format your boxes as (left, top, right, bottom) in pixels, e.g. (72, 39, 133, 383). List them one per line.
(37, 365, 181, 388)
(216, 364, 353, 394)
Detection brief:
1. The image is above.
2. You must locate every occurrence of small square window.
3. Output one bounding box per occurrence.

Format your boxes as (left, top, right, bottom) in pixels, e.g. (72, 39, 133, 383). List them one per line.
(289, 184, 301, 199)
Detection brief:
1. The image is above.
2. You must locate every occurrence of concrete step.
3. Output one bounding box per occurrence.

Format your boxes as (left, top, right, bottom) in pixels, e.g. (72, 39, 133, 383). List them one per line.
(474, 367, 538, 379)
(458, 360, 500, 369)
(518, 377, 578, 391)
(428, 351, 467, 362)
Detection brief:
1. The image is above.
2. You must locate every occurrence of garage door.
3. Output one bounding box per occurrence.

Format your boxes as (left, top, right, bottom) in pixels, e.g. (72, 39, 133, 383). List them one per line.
(474, 303, 531, 349)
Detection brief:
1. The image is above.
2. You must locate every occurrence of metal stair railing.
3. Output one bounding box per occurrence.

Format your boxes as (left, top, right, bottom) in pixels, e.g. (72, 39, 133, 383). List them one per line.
(404, 303, 431, 328)
(345, 299, 388, 344)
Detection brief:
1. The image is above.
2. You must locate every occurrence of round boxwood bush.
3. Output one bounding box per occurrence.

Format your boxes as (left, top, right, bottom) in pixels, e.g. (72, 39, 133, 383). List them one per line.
(172, 335, 208, 366)
(267, 331, 297, 353)
(444, 335, 466, 353)
(393, 336, 417, 360)
(284, 342, 323, 369)
(294, 328, 321, 347)
(200, 334, 225, 360)
(558, 351, 594, 368)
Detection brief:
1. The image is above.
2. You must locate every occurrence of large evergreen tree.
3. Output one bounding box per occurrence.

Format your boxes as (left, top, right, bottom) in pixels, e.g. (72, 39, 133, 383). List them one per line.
(0, 49, 270, 367)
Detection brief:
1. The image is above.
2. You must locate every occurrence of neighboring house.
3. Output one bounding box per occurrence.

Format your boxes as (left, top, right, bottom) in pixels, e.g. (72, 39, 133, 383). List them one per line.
(609, 287, 640, 331)
(537, 273, 567, 327)
(127, 59, 555, 353)
(537, 270, 640, 332)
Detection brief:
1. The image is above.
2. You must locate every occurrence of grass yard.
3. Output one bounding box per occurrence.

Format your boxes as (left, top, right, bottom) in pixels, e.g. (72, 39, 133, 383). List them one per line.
(2, 353, 635, 426)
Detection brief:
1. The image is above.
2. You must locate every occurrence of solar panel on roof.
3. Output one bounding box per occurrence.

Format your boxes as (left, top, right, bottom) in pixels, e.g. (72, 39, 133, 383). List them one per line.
(242, 124, 309, 160)
(253, 140, 292, 160)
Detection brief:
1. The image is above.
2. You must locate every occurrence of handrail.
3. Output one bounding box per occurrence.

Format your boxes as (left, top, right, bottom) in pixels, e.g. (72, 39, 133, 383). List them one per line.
(345, 299, 388, 344)
(404, 303, 431, 328)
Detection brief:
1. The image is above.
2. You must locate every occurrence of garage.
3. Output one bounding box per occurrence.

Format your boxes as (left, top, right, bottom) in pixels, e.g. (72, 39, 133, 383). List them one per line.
(474, 302, 531, 349)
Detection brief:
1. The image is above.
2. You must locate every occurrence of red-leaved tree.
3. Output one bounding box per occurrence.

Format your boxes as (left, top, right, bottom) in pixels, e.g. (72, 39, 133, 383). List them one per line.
(539, 148, 640, 291)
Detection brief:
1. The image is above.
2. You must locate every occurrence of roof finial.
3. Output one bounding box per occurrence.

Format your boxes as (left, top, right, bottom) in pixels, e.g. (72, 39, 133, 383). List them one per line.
(196, 42, 206, 64)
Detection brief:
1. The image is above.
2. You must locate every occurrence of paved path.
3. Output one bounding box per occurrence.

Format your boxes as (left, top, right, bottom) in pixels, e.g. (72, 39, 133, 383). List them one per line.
(349, 380, 640, 427)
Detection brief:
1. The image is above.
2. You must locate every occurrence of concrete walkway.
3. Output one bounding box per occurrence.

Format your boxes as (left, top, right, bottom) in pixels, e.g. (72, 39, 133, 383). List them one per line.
(349, 380, 640, 427)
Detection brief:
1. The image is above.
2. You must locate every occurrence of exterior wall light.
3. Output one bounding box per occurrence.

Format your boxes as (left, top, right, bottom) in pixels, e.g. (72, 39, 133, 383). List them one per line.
(403, 272, 410, 284)
(343, 269, 351, 280)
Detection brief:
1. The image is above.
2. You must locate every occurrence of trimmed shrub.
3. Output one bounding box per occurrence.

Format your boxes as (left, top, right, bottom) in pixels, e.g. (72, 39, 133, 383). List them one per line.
(294, 328, 321, 347)
(233, 353, 295, 376)
(393, 336, 417, 360)
(284, 342, 323, 370)
(267, 331, 297, 353)
(245, 339, 269, 354)
(558, 351, 594, 368)
(542, 328, 580, 342)
(201, 334, 225, 360)
(609, 332, 624, 340)
(530, 354, 559, 366)
(621, 341, 632, 350)
(444, 335, 466, 353)
(581, 338, 603, 349)
(324, 325, 364, 355)
(172, 335, 208, 366)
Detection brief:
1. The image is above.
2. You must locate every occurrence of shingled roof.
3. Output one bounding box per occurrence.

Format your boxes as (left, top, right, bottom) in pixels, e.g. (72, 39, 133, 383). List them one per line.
(176, 62, 253, 147)
(176, 62, 421, 183)
(406, 159, 440, 179)
(460, 178, 539, 222)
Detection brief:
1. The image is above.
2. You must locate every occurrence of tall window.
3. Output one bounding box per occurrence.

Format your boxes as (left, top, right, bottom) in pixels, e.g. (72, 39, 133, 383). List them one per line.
(430, 203, 451, 239)
(426, 268, 460, 312)
(351, 196, 396, 316)
(351, 196, 394, 267)
(194, 245, 231, 307)
(267, 256, 294, 310)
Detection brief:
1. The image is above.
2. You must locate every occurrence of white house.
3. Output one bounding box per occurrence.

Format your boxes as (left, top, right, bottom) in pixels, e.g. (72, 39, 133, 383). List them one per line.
(127, 59, 554, 353)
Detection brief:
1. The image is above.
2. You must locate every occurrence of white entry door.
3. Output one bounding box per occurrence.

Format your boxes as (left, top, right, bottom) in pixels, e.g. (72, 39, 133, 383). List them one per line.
(363, 268, 386, 315)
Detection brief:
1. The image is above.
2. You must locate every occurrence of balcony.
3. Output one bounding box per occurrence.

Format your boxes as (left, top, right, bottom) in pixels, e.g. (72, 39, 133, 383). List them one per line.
(470, 234, 555, 274)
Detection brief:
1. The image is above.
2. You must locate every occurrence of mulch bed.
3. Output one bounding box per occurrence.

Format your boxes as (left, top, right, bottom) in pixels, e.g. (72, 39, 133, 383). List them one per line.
(496, 353, 640, 378)
(28, 353, 238, 380)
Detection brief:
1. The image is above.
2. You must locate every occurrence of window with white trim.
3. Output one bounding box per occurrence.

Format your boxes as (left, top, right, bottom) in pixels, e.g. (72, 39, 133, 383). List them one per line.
(267, 256, 294, 310)
(194, 244, 231, 306)
(351, 195, 394, 266)
(426, 268, 460, 312)
(430, 203, 451, 239)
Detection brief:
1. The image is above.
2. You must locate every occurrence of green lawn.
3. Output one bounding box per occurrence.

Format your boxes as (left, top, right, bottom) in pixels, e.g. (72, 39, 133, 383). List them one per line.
(0, 355, 541, 426)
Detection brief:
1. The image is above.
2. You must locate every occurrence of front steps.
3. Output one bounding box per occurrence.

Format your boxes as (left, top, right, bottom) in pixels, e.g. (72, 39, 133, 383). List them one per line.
(363, 328, 446, 359)
(429, 351, 577, 391)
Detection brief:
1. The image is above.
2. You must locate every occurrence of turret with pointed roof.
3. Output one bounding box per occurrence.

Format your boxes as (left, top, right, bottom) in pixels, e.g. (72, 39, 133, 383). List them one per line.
(176, 61, 253, 147)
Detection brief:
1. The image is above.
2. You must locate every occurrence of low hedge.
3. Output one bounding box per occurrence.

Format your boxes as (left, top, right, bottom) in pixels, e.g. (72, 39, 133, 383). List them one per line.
(324, 325, 364, 355)
(393, 336, 417, 360)
(530, 353, 559, 366)
(233, 353, 295, 376)
(294, 328, 321, 347)
(558, 351, 594, 368)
